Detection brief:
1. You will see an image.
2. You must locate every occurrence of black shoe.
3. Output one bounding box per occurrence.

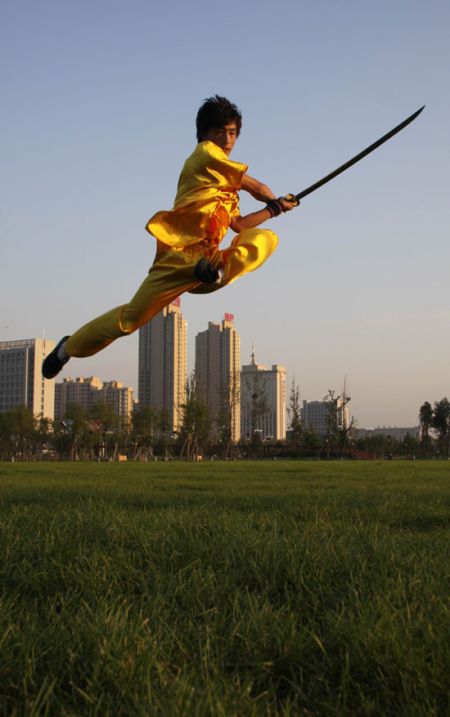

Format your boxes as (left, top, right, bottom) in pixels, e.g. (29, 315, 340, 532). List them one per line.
(193, 257, 220, 284)
(42, 336, 71, 379)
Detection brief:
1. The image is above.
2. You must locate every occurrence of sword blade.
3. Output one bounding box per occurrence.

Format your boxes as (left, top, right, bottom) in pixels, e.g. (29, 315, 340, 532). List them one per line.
(295, 105, 425, 201)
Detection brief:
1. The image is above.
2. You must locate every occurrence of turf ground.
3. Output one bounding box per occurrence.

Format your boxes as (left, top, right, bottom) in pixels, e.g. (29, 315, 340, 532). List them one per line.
(0, 460, 449, 716)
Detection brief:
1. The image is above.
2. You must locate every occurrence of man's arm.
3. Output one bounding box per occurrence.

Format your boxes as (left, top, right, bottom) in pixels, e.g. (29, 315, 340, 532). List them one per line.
(240, 174, 277, 202)
(229, 174, 298, 233)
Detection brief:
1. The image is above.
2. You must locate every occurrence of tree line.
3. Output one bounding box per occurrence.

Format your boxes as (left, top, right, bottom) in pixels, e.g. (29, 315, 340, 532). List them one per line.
(1, 387, 448, 462)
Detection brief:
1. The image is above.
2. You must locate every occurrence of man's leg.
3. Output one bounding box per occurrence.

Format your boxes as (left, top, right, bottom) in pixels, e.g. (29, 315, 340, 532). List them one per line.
(188, 228, 278, 295)
(222, 227, 278, 285)
(43, 230, 278, 376)
(64, 245, 202, 358)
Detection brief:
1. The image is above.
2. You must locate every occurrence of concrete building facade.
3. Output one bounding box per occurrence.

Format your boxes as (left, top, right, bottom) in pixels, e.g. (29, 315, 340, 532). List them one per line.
(138, 299, 187, 432)
(102, 381, 135, 426)
(195, 314, 241, 442)
(301, 399, 349, 437)
(355, 426, 419, 440)
(55, 376, 134, 426)
(240, 352, 286, 441)
(0, 338, 55, 419)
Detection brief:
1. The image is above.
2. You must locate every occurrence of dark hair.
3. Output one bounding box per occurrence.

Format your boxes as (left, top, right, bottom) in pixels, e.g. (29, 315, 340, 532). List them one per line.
(196, 95, 242, 142)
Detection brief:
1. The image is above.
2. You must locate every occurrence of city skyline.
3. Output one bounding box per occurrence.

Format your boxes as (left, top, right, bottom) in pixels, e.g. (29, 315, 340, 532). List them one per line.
(2, 1, 449, 428)
(1, 326, 421, 434)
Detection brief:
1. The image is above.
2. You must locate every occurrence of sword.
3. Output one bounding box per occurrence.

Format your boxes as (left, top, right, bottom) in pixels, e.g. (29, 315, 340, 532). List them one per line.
(286, 105, 425, 204)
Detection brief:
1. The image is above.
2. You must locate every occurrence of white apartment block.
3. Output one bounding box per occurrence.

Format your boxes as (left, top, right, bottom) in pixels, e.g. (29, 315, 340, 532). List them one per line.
(0, 338, 55, 419)
(241, 352, 286, 441)
(195, 314, 241, 443)
(355, 426, 419, 440)
(138, 299, 187, 432)
(55, 376, 134, 426)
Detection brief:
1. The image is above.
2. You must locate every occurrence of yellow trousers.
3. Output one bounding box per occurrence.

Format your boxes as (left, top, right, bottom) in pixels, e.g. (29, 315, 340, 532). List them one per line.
(65, 228, 278, 358)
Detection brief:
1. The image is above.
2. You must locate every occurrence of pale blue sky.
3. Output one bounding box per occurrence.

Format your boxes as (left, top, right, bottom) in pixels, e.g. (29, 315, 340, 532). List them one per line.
(2, 0, 449, 427)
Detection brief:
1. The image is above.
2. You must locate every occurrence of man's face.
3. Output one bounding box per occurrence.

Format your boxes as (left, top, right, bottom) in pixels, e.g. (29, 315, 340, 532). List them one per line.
(204, 122, 238, 155)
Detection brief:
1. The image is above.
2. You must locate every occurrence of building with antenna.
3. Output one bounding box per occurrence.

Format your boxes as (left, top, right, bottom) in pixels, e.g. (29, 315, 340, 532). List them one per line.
(240, 350, 286, 441)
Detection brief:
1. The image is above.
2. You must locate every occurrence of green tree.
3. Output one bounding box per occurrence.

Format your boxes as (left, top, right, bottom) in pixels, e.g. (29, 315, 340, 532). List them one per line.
(419, 401, 433, 456)
(287, 379, 302, 450)
(216, 401, 232, 458)
(323, 385, 354, 457)
(64, 403, 88, 461)
(35, 416, 54, 459)
(323, 389, 339, 456)
(242, 371, 268, 457)
(403, 432, 420, 457)
(0, 412, 9, 459)
(432, 398, 450, 457)
(179, 374, 210, 460)
(89, 402, 120, 460)
(302, 425, 321, 457)
(216, 370, 240, 459)
(132, 406, 158, 461)
(155, 408, 174, 459)
(4, 406, 36, 460)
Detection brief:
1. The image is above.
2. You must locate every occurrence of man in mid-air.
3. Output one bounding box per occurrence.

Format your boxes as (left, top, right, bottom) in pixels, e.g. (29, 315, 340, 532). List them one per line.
(43, 95, 298, 379)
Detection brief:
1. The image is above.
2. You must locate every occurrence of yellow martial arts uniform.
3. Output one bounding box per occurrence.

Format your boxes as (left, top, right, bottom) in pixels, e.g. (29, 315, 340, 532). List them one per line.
(65, 141, 278, 358)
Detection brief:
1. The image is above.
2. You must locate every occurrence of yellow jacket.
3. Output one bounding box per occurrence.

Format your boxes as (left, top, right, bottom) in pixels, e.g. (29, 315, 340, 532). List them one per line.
(146, 141, 248, 249)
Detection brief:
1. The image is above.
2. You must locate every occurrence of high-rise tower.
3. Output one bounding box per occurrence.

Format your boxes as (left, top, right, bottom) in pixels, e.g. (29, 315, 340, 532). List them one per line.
(138, 299, 187, 432)
(195, 314, 241, 442)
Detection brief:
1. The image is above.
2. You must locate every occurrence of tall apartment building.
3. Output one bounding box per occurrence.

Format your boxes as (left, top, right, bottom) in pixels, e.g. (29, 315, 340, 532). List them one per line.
(195, 314, 241, 442)
(0, 338, 55, 419)
(301, 399, 349, 437)
(138, 299, 187, 432)
(55, 376, 134, 426)
(240, 351, 286, 441)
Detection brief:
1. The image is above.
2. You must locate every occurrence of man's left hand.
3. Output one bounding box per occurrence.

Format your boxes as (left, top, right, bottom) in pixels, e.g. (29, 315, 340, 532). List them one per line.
(280, 194, 300, 211)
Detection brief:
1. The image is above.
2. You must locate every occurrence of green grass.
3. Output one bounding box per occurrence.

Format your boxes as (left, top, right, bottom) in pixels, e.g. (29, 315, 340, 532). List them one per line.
(0, 460, 449, 716)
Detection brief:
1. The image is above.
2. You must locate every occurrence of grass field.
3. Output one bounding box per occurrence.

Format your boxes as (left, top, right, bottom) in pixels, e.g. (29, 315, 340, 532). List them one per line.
(0, 460, 449, 716)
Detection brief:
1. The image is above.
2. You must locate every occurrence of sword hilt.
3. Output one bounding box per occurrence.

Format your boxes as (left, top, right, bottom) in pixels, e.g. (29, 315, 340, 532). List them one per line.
(283, 193, 300, 206)
(266, 194, 300, 217)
